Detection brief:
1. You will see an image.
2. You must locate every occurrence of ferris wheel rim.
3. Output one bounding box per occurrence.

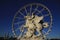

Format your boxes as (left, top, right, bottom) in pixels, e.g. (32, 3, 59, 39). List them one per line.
(12, 3, 53, 37)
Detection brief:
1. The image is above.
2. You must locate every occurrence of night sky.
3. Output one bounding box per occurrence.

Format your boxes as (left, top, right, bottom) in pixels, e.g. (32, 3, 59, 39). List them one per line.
(0, 0, 60, 39)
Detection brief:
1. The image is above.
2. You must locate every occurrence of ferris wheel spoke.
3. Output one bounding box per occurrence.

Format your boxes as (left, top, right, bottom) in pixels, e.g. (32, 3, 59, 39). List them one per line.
(43, 18, 50, 24)
(18, 11, 25, 18)
(15, 27, 20, 31)
(15, 25, 24, 32)
(24, 7, 27, 13)
(30, 5, 32, 14)
(43, 14, 50, 17)
(15, 29, 24, 39)
(14, 21, 25, 25)
(42, 30, 47, 36)
(32, 4, 38, 14)
(15, 17, 26, 20)
(42, 30, 46, 34)
(36, 8, 45, 15)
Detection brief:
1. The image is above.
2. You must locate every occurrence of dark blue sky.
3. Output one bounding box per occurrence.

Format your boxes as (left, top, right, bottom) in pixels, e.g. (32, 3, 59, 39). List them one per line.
(0, 0, 60, 39)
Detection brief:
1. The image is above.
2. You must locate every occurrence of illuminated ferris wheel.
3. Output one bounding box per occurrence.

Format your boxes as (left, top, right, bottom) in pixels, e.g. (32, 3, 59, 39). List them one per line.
(12, 3, 52, 40)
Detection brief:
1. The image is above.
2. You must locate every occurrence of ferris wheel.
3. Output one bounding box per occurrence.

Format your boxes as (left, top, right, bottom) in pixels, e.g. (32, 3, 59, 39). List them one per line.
(12, 3, 52, 40)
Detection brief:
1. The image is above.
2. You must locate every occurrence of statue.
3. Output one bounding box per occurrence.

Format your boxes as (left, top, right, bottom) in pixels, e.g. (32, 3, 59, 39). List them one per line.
(19, 14, 49, 40)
